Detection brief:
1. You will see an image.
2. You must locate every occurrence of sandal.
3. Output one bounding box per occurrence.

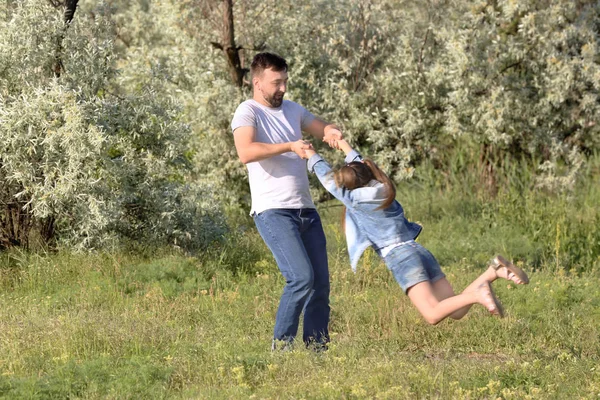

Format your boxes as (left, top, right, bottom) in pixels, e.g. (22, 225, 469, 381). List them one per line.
(491, 255, 529, 285)
(477, 282, 505, 318)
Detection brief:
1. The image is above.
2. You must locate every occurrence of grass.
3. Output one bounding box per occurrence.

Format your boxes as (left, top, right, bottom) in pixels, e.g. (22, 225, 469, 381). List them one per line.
(1, 179, 599, 399)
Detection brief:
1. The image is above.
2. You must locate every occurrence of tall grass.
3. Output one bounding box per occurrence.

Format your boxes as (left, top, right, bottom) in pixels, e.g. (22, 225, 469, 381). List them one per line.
(404, 149, 600, 274)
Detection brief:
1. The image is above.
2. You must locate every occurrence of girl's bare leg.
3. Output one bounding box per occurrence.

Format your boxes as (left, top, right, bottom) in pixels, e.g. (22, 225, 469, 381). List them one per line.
(432, 260, 526, 319)
(407, 279, 478, 325)
(407, 268, 501, 325)
(405, 256, 526, 325)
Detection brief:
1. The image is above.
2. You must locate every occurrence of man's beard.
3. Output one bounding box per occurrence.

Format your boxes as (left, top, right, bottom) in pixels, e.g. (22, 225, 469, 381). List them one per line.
(265, 92, 284, 108)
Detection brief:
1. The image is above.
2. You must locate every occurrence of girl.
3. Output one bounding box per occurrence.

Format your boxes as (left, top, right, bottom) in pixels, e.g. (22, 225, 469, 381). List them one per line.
(305, 140, 529, 324)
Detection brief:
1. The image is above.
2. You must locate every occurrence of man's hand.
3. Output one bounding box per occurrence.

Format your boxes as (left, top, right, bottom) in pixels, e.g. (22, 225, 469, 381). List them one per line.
(323, 126, 343, 148)
(290, 140, 314, 159)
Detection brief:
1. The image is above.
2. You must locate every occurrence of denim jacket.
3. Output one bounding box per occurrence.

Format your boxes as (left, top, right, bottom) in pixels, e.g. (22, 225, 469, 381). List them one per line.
(307, 150, 422, 272)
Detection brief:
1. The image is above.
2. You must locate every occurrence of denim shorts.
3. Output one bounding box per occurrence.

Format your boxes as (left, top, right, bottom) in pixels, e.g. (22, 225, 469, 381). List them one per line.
(382, 240, 445, 293)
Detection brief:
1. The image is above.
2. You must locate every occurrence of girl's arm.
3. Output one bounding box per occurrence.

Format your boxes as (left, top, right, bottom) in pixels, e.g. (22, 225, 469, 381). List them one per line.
(336, 139, 363, 163)
(305, 140, 364, 206)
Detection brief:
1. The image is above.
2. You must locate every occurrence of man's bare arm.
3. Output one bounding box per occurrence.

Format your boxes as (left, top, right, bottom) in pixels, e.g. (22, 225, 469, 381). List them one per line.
(304, 118, 343, 145)
(234, 126, 313, 164)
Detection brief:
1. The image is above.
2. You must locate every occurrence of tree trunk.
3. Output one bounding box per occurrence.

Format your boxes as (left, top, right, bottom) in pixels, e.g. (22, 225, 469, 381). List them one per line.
(51, 0, 79, 77)
(479, 143, 498, 197)
(0, 199, 32, 249)
(221, 0, 247, 87)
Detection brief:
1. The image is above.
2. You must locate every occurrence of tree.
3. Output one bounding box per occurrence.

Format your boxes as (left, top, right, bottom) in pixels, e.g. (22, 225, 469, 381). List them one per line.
(65, 0, 600, 212)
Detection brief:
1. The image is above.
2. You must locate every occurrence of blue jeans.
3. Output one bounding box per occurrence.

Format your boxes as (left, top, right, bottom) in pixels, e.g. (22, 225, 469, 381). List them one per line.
(254, 208, 330, 345)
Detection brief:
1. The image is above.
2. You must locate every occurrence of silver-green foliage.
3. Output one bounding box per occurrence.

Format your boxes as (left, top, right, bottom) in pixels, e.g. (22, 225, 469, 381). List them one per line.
(190, 0, 599, 197)
(0, 0, 225, 250)
(439, 0, 600, 190)
(68, 0, 600, 209)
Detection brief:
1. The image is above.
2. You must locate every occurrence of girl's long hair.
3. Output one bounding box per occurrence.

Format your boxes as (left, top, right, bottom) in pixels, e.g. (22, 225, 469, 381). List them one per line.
(334, 159, 396, 231)
(334, 159, 396, 210)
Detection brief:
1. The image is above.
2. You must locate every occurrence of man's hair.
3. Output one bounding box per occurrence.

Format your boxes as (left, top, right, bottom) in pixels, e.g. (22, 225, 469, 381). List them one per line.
(251, 52, 288, 79)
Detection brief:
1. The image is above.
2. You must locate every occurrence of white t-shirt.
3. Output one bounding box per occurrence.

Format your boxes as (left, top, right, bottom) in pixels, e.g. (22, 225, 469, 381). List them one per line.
(231, 99, 316, 215)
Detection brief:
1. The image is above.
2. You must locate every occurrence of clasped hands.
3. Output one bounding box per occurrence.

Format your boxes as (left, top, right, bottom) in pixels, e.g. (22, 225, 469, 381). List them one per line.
(291, 128, 343, 159)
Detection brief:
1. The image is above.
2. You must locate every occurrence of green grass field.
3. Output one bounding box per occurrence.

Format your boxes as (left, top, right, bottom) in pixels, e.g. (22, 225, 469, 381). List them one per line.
(1, 180, 599, 399)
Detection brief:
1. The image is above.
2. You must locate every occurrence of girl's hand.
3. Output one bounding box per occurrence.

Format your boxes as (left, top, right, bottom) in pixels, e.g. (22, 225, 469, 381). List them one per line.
(335, 139, 353, 155)
(290, 140, 314, 159)
(304, 148, 317, 158)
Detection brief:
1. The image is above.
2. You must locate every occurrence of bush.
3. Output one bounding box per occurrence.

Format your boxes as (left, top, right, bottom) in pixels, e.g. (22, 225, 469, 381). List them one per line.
(0, 0, 226, 251)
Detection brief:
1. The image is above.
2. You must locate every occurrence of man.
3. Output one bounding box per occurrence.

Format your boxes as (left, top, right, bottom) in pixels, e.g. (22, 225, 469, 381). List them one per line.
(231, 52, 342, 350)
